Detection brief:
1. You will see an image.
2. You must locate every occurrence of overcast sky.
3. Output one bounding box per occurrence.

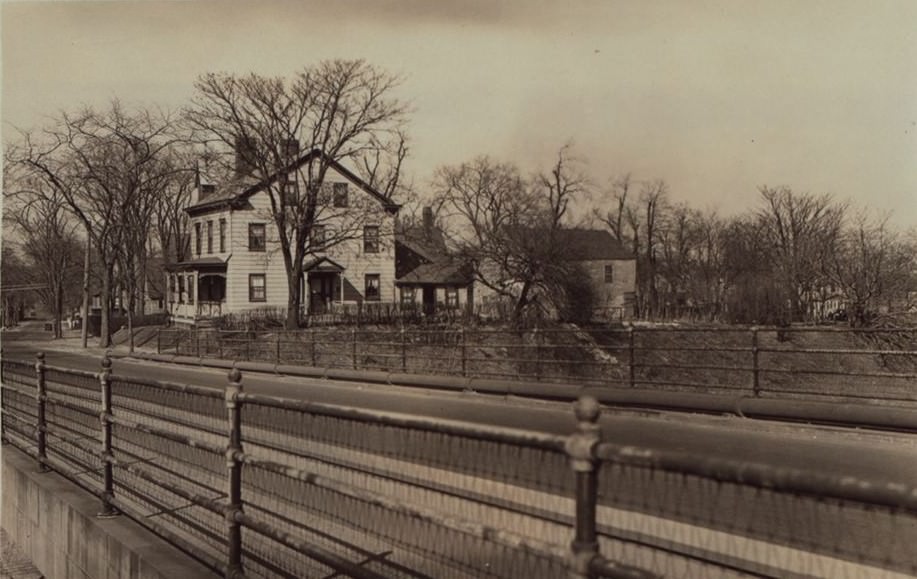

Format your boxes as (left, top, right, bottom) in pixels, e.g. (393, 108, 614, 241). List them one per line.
(3, 0, 916, 226)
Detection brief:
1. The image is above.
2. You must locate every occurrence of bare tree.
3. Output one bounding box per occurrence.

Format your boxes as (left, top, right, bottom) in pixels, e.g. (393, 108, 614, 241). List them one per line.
(7, 101, 184, 346)
(635, 179, 668, 317)
(594, 173, 639, 252)
(436, 146, 588, 322)
(153, 148, 197, 265)
(185, 60, 408, 329)
(756, 186, 846, 322)
(826, 211, 916, 325)
(0, 246, 32, 327)
(2, 177, 82, 337)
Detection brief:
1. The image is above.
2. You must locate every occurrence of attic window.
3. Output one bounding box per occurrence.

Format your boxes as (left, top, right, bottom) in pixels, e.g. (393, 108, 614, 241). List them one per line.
(604, 265, 614, 283)
(333, 183, 349, 207)
(201, 184, 216, 196)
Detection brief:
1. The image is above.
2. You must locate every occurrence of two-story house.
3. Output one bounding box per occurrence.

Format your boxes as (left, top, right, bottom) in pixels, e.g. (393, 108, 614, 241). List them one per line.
(558, 229, 637, 320)
(166, 148, 399, 325)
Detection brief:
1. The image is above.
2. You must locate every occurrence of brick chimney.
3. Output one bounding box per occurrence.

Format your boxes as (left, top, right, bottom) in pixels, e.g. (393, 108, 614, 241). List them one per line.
(282, 138, 300, 163)
(422, 206, 434, 239)
(234, 135, 256, 178)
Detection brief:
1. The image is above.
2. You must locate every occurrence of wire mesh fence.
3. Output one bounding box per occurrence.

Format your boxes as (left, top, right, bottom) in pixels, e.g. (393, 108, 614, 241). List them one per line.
(156, 325, 917, 405)
(2, 353, 916, 578)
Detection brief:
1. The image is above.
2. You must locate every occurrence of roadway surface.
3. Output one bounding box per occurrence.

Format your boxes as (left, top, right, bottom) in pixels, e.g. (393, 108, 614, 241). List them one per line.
(3, 324, 916, 485)
(4, 323, 917, 577)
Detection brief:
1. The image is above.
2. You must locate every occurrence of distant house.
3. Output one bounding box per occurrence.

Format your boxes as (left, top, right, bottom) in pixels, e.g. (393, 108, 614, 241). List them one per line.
(395, 208, 474, 315)
(558, 229, 636, 319)
(166, 147, 399, 325)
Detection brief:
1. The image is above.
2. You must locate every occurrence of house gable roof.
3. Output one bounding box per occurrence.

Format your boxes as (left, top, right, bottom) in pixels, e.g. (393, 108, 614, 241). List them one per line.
(394, 224, 473, 286)
(303, 256, 346, 273)
(559, 229, 634, 261)
(186, 149, 400, 216)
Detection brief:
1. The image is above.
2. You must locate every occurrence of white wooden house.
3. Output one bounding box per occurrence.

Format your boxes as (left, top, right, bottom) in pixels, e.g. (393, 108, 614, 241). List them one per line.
(166, 149, 399, 325)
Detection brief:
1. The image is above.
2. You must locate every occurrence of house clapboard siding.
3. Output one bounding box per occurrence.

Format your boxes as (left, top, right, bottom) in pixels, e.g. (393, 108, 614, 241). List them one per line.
(169, 150, 398, 324)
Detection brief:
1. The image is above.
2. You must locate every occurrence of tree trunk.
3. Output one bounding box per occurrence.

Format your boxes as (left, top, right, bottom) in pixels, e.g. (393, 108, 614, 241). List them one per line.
(100, 263, 112, 348)
(54, 280, 64, 339)
(285, 264, 303, 330)
(127, 299, 135, 353)
(80, 239, 91, 348)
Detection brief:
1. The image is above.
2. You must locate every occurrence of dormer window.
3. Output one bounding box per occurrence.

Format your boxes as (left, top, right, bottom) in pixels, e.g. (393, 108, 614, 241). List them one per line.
(201, 184, 216, 196)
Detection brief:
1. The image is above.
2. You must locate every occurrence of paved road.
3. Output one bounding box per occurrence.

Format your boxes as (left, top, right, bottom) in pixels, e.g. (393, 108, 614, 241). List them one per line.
(4, 326, 916, 485)
(4, 324, 917, 577)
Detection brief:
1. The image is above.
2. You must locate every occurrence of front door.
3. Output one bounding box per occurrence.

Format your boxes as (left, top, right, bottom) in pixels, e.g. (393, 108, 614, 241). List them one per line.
(308, 274, 336, 314)
(422, 286, 436, 316)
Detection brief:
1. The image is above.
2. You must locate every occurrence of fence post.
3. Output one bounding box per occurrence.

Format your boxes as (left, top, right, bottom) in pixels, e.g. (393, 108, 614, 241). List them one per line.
(218, 332, 224, 359)
(751, 326, 760, 397)
(565, 395, 601, 578)
(98, 354, 117, 517)
(460, 327, 467, 377)
(534, 327, 542, 381)
(275, 332, 281, 364)
(196, 329, 201, 358)
(352, 328, 358, 370)
(156, 329, 161, 355)
(401, 326, 407, 373)
(225, 368, 245, 578)
(310, 328, 317, 367)
(35, 352, 49, 472)
(628, 326, 636, 388)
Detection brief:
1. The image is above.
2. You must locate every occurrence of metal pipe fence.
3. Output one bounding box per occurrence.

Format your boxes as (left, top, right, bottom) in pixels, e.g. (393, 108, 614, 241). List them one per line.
(156, 325, 917, 405)
(3, 355, 916, 578)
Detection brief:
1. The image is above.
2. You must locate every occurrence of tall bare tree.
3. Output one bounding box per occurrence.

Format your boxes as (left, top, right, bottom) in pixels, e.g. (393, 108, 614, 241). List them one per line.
(595, 173, 639, 252)
(826, 211, 916, 325)
(7, 101, 184, 346)
(185, 60, 408, 329)
(2, 178, 82, 337)
(756, 186, 846, 321)
(436, 146, 588, 322)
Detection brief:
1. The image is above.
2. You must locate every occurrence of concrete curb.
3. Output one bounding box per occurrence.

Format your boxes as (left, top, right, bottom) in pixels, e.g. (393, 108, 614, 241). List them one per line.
(129, 352, 917, 432)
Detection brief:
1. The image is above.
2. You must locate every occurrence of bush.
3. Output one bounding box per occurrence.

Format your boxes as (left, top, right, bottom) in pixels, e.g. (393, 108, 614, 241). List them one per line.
(214, 307, 286, 331)
(551, 264, 598, 324)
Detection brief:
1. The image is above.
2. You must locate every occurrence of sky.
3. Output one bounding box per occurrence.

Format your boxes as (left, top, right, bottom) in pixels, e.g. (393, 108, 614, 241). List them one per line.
(2, 0, 916, 226)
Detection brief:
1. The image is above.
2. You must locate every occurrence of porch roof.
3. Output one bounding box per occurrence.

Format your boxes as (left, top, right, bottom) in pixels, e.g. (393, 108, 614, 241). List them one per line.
(395, 261, 472, 286)
(304, 256, 345, 273)
(167, 256, 229, 272)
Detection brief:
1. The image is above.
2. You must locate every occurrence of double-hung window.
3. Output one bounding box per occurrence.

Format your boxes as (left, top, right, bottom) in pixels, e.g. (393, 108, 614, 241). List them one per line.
(219, 219, 226, 252)
(364, 274, 380, 301)
(445, 287, 459, 308)
(282, 175, 299, 206)
(363, 226, 379, 253)
(249, 223, 266, 252)
(195, 223, 202, 256)
(206, 221, 213, 254)
(249, 274, 266, 302)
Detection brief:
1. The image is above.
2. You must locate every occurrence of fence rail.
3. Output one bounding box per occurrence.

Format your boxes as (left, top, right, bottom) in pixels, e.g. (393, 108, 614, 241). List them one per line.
(2, 354, 916, 578)
(156, 325, 917, 405)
